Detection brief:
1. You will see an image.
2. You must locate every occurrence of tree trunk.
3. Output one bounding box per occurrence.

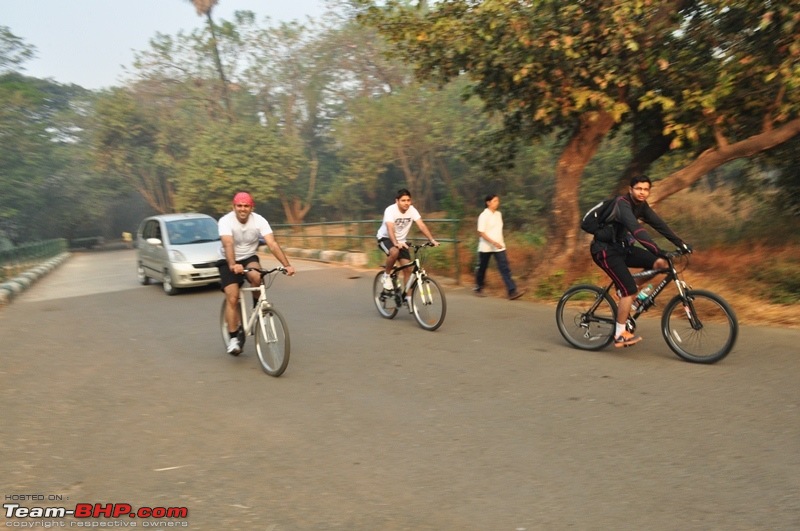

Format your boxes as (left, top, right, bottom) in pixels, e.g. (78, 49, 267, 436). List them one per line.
(280, 156, 318, 224)
(649, 118, 800, 205)
(396, 145, 422, 207)
(204, 12, 232, 121)
(548, 111, 617, 270)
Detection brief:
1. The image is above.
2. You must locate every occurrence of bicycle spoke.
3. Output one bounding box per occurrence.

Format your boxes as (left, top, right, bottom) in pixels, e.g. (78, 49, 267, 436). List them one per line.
(411, 277, 446, 331)
(662, 290, 738, 364)
(256, 308, 290, 376)
(556, 285, 616, 350)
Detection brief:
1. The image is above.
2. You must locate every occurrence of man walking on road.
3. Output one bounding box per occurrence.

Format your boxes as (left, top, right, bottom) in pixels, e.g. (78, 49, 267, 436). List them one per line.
(475, 194, 525, 300)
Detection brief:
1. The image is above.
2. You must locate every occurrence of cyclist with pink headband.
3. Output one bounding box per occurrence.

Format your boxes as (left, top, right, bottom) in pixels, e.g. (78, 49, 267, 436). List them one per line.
(218, 191, 295, 355)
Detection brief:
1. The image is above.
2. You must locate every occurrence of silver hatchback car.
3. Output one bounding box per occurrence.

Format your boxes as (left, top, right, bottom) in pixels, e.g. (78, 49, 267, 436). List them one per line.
(136, 213, 221, 295)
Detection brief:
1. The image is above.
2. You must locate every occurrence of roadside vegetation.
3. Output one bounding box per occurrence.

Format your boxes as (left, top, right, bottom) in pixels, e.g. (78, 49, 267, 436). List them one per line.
(1, 1, 797, 324)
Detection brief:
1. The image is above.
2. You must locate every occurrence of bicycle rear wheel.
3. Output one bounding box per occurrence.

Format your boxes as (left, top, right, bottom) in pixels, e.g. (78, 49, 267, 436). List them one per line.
(410, 276, 446, 331)
(255, 305, 290, 377)
(556, 285, 616, 350)
(661, 290, 738, 364)
(373, 272, 399, 319)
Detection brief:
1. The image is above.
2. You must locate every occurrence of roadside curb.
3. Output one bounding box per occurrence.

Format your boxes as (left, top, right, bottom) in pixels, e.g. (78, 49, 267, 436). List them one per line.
(0, 252, 71, 307)
(282, 247, 369, 268)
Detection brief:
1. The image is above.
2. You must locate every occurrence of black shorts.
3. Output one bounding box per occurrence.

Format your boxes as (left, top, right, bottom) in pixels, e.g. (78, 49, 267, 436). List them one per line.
(217, 255, 261, 290)
(377, 238, 411, 261)
(592, 245, 657, 297)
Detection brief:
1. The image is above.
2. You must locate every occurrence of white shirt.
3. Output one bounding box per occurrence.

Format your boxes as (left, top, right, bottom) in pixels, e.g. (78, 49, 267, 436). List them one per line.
(376, 204, 421, 243)
(218, 211, 272, 261)
(477, 208, 506, 253)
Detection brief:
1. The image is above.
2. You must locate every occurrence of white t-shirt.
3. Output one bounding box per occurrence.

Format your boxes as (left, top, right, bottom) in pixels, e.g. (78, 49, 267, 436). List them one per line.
(218, 211, 272, 261)
(477, 208, 506, 253)
(376, 204, 421, 243)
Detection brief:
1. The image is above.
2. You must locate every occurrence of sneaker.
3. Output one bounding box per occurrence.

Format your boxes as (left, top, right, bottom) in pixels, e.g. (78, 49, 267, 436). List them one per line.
(614, 330, 642, 348)
(473, 287, 487, 297)
(508, 289, 526, 300)
(226, 336, 242, 355)
(382, 273, 394, 291)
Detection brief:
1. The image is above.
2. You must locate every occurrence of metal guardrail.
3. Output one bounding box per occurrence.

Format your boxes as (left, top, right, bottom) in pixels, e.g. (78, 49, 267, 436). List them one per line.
(0, 239, 68, 281)
(271, 219, 462, 282)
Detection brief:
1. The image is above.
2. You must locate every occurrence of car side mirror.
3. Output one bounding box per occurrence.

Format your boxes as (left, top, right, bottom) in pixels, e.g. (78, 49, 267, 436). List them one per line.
(146, 237, 163, 246)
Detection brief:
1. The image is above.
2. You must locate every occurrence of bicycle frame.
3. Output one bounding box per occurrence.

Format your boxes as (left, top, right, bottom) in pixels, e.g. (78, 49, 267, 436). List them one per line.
(238, 283, 269, 337)
(390, 245, 434, 305)
(232, 267, 285, 338)
(601, 253, 698, 329)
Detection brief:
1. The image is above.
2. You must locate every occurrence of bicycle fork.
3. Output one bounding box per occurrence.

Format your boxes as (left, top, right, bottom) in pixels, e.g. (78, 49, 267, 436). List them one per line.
(411, 271, 434, 306)
(257, 302, 280, 343)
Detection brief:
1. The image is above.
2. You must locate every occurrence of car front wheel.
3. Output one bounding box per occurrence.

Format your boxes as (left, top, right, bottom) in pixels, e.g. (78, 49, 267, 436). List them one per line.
(137, 263, 150, 285)
(162, 269, 179, 296)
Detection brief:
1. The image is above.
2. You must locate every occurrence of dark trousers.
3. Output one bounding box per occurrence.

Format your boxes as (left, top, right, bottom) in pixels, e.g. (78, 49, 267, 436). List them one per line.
(475, 251, 516, 294)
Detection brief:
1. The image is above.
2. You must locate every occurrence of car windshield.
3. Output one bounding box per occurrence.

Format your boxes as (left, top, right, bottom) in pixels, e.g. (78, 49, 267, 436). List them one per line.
(166, 218, 220, 245)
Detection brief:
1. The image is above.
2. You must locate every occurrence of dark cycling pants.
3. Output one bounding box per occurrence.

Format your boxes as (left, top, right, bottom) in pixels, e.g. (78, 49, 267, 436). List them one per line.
(592, 246, 657, 297)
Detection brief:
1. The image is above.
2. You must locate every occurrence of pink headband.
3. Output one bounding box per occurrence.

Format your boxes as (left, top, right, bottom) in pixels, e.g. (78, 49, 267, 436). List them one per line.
(232, 192, 255, 206)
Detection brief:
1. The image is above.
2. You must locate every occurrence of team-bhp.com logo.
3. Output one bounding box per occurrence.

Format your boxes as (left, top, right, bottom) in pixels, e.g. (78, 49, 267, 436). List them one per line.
(4, 502, 188, 522)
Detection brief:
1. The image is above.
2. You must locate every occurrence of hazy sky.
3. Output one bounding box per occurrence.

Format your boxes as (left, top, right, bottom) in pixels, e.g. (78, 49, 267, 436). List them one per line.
(3, 0, 325, 89)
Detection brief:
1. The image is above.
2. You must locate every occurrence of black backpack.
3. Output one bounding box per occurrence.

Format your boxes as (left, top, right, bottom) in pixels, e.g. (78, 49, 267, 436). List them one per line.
(580, 197, 616, 235)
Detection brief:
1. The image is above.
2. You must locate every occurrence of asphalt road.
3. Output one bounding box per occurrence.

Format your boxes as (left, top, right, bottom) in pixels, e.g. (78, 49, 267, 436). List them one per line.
(1, 250, 798, 530)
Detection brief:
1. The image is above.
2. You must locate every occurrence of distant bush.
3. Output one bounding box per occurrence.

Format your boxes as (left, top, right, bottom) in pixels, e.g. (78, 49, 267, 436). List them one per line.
(752, 260, 800, 304)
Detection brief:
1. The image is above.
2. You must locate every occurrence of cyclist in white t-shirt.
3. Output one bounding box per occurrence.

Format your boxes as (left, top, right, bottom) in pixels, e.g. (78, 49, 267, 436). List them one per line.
(218, 192, 295, 355)
(376, 188, 439, 291)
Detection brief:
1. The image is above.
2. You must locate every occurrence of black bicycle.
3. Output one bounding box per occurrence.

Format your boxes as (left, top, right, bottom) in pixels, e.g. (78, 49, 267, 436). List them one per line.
(555, 249, 738, 364)
(372, 242, 447, 331)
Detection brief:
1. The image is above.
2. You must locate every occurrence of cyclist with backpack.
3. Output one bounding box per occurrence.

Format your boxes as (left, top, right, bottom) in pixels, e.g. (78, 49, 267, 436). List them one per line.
(588, 175, 692, 347)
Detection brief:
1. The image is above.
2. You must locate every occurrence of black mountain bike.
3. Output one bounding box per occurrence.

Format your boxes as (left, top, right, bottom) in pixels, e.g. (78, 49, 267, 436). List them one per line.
(555, 249, 738, 364)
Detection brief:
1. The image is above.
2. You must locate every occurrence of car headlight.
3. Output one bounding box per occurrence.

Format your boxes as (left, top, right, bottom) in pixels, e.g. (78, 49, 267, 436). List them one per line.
(169, 249, 187, 262)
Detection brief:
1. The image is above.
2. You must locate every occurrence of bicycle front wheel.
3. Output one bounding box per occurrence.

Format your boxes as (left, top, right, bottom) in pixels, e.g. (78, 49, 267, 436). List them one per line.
(661, 290, 738, 364)
(373, 272, 398, 319)
(410, 276, 446, 331)
(556, 285, 617, 350)
(255, 306, 290, 376)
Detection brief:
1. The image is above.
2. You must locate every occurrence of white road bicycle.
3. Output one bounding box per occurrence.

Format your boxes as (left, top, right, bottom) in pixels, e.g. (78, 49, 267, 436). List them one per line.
(220, 267, 290, 376)
(372, 242, 447, 331)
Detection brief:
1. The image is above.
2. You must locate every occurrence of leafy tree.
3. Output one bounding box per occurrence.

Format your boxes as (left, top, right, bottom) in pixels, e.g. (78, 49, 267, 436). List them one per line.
(0, 73, 121, 241)
(331, 78, 500, 217)
(359, 0, 800, 263)
(640, 1, 800, 204)
(0, 26, 36, 74)
(92, 88, 178, 213)
(130, 11, 337, 222)
(176, 118, 303, 214)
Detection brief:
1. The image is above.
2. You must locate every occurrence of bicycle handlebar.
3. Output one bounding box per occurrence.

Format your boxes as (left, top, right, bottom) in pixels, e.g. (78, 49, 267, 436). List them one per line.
(406, 241, 437, 250)
(661, 248, 692, 261)
(242, 266, 288, 276)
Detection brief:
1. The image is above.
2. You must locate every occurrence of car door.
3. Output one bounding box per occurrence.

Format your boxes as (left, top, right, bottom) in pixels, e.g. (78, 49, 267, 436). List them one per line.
(140, 219, 162, 277)
(151, 219, 170, 280)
